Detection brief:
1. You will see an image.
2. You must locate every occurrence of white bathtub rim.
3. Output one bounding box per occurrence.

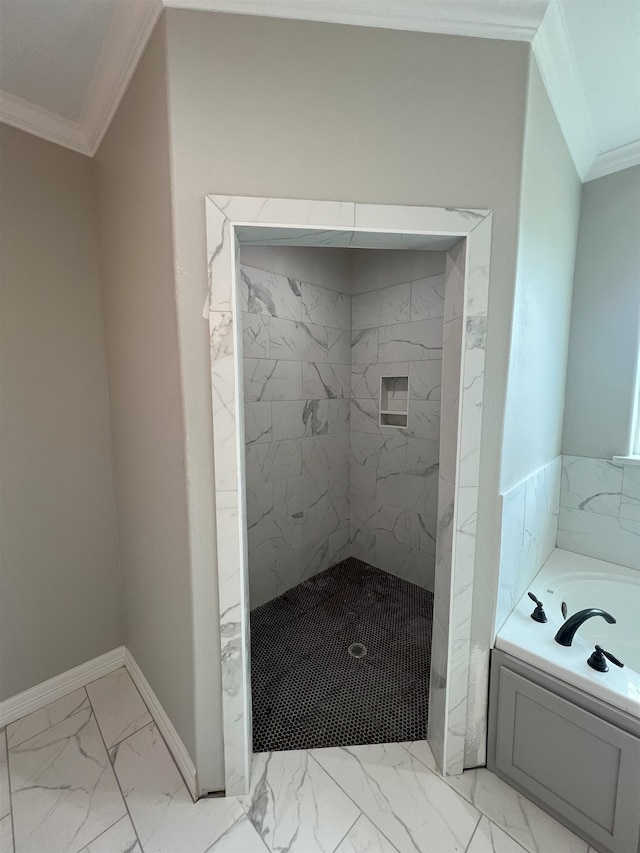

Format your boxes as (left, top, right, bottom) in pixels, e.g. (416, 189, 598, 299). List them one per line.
(495, 548, 640, 718)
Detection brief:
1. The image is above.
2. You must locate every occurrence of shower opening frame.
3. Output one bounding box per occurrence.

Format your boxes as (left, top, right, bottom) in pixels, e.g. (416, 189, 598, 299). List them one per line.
(205, 195, 492, 795)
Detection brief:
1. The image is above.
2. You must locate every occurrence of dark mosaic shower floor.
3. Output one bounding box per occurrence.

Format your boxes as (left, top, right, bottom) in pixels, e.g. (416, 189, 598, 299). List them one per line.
(250, 557, 434, 753)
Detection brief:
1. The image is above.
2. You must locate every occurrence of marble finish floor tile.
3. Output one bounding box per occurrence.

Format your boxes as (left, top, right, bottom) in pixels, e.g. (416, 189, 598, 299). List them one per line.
(250, 558, 433, 752)
(86, 668, 152, 749)
(244, 750, 359, 853)
(0, 729, 13, 853)
(466, 816, 528, 853)
(9, 707, 127, 853)
(79, 814, 141, 853)
(312, 741, 480, 852)
(334, 813, 399, 852)
(7, 687, 90, 750)
(112, 721, 265, 853)
(408, 742, 588, 853)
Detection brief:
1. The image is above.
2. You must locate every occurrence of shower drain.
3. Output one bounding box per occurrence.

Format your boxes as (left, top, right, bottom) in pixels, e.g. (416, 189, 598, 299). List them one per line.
(348, 642, 367, 659)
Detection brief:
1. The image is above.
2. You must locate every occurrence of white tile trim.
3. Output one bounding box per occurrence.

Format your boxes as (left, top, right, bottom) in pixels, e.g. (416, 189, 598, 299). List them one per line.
(0, 647, 126, 727)
(124, 648, 198, 801)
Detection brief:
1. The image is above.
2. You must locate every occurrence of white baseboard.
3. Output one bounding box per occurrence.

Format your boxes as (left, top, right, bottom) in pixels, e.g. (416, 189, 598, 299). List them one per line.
(0, 647, 126, 727)
(0, 646, 199, 802)
(124, 649, 198, 801)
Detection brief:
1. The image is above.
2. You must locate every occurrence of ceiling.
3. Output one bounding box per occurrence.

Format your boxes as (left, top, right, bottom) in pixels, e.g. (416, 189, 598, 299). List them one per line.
(0, 0, 638, 180)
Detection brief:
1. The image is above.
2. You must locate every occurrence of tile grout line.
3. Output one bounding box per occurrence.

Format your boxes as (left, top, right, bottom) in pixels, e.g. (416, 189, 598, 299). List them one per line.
(4, 728, 16, 853)
(462, 813, 483, 853)
(84, 691, 145, 853)
(76, 814, 131, 853)
(307, 752, 402, 853)
(327, 810, 362, 853)
(6, 692, 91, 751)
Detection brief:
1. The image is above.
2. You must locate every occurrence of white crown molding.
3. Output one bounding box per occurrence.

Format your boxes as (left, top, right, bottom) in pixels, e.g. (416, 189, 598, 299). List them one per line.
(586, 139, 640, 182)
(80, 0, 164, 156)
(164, 0, 549, 41)
(0, 89, 88, 155)
(532, 1, 597, 181)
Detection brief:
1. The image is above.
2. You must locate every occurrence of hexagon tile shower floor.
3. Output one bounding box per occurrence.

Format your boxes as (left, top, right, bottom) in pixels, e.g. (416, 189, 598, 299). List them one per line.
(250, 557, 434, 752)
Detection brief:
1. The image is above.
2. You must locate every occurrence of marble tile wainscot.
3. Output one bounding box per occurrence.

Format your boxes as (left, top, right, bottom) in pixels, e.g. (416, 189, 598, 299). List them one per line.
(206, 196, 492, 792)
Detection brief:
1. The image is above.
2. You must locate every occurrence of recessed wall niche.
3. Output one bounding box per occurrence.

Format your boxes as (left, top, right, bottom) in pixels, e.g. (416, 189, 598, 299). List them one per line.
(379, 375, 409, 428)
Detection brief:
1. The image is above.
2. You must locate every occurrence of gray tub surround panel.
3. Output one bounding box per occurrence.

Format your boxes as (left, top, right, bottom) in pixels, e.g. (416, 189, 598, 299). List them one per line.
(495, 457, 563, 634)
(558, 455, 640, 570)
(488, 650, 640, 853)
(349, 270, 444, 590)
(242, 263, 351, 608)
(206, 195, 492, 792)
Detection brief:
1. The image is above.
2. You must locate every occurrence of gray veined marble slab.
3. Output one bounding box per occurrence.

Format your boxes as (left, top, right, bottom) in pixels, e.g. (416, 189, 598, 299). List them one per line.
(243, 358, 302, 402)
(352, 282, 410, 330)
(86, 668, 152, 750)
(406, 400, 441, 441)
(406, 437, 439, 476)
(272, 399, 329, 440)
(379, 319, 443, 361)
(0, 730, 13, 853)
(245, 439, 302, 486)
(351, 398, 379, 434)
(351, 361, 409, 399)
(409, 359, 443, 401)
(351, 328, 379, 365)
(6, 686, 89, 750)
(302, 361, 350, 399)
(302, 432, 350, 473)
(557, 506, 640, 570)
(334, 814, 399, 852)
(112, 722, 264, 852)
(466, 816, 528, 853)
(10, 707, 127, 853)
(242, 312, 270, 358)
(327, 328, 352, 364)
(560, 455, 624, 517)
(621, 463, 640, 521)
(244, 751, 359, 853)
(80, 815, 141, 853)
(240, 265, 302, 321)
(272, 470, 329, 516)
(301, 281, 351, 330)
(377, 471, 428, 513)
(312, 742, 480, 852)
(244, 401, 273, 445)
(270, 316, 329, 363)
(410, 274, 446, 321)
(328, 398, 350, 433)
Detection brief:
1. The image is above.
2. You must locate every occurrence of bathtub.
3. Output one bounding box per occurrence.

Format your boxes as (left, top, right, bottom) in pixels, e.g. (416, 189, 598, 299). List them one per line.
(495, 548, 640, 717)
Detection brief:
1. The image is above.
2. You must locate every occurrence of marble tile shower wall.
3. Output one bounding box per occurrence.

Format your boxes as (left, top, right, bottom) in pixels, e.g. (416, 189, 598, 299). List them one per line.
(557, 455, 640, 570)
(242, 265, 352, 607)
(495, 457, 562, 634)
(350, 273, 445, 589)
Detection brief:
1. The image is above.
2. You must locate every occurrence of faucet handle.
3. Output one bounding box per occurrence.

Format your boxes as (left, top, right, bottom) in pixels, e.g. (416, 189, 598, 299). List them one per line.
(527, 592, 547, 623)
(587, 645, 624, 672)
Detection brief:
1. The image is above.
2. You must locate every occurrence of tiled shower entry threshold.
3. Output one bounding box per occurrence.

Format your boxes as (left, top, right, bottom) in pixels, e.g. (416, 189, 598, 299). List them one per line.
(250, 557, 434, 753)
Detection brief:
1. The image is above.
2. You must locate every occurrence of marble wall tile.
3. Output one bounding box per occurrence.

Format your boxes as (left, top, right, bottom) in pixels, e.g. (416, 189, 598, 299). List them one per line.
(301, 282, 351, 329)
(245, 439, 302, 486)
(329, 520, 351, 564)
(327, 328, 351, 364)
(378, 434, 408, 473)
(10, 708, 126, 853)
(351, 328, 379, 364)
(350, 431, 380, 468)
(312, 742, 480, 853)
(240, 266, 301, 320)
(379, 319, 443, 361)
(302, 362, 350, 399)
(216, 195, 355, 229)
(350, 398, 379, 433)
(406, 401, 441, 441)
(561, 455, 624, 517)
(404, 509, 437, 554)
(351, 361, 409, 399)
(350, 463, 377, 498)
(270, 317, 328, 363)
(242, 313, 270, 358)
(273, 471, 329, 517)
(244, 402, 272, 445)
(410, 274, 445, 321)
(444, 238, 465, 323)
(457, 319, 486, 489)
(352, 282, 410, 330)
(248, 545, 278, 609)
(439, 317, 463, 487)
(406, 437, 439, 477)
(6, 688, 89, 750)
(272, 399, 329, 440)
(376, 471, 427, 513)
(328, 464, 350, 502)
(328, 398, 350, 433)
(557, 507, 640, 570)
(86, 668, 152, 750)
(244, 358, 302, 401)
(302, 500, 342, 542)
(275, 538, 332, 594)
(302, 433, 349, 473)
(246, 482, 273, 527)
(410, 360, 442, 401)
(244, 750, 359, 853)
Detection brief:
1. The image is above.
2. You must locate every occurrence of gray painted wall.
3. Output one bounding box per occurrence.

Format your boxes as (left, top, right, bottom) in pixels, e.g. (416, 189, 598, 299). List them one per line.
(562, 165, 640, 459)
(164, 8, 529, 778)
(94, 21, 199, 762)
(0, 124, 122, 699)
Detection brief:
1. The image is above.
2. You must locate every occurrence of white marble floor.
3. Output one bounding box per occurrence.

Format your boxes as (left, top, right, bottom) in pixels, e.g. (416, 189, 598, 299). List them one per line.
(0, 667, 595, 853)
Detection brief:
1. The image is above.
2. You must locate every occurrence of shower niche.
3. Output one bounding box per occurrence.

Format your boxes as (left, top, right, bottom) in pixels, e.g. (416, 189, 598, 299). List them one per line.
(379, 375, 409, 428)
